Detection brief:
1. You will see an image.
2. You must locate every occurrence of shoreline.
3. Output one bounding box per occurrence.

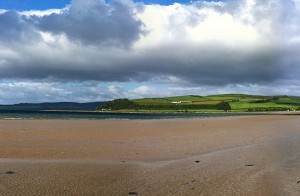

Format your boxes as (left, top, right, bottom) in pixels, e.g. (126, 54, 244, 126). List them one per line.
(0, 110, 299, 121)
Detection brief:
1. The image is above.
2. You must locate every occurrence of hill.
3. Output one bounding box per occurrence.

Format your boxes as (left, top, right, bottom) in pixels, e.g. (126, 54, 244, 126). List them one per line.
(0, 102, 106, 111)
(98, 94, 300, 112)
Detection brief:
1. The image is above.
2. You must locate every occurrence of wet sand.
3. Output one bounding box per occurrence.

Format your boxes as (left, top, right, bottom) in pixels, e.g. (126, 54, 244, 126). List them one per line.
(0, 115, 300, 195)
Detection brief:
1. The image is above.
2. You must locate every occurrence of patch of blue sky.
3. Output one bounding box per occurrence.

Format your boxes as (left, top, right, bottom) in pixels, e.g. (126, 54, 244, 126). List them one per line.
(0, 0, 223, 11)
(0, 0, 71, 10)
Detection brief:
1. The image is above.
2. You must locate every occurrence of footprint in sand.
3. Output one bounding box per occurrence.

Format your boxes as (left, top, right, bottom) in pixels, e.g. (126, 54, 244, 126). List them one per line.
(4, 171, 15, 175)
(128, 192, 138, 195)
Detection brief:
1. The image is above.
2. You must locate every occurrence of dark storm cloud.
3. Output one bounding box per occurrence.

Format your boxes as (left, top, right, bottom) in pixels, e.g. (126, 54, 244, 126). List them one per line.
(0, 61, 137, 82)
(1, 42, 279, 86)
(126, 43, 281, 85)
(0, 11, 41, 43)
(32, 0, 146, 47)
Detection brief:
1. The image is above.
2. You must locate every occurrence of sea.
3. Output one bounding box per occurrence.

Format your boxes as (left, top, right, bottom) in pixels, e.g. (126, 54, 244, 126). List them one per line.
(0, 110, 254, 120)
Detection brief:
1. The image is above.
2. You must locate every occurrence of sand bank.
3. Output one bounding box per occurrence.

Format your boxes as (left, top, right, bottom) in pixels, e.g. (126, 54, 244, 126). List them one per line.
(0, 115, 300, 195)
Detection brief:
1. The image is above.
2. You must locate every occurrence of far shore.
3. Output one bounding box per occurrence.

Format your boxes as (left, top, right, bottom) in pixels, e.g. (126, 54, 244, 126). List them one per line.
(0, 115, 300, 195)
(39, 109, 300, 115)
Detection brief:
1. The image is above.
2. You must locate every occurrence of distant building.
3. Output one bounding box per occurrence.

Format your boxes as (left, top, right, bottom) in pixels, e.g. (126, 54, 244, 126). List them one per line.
(171, 101, 192, 104)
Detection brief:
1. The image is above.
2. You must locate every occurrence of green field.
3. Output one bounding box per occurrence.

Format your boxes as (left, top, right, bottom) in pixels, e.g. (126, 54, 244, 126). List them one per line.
(99, 94, 300, 112)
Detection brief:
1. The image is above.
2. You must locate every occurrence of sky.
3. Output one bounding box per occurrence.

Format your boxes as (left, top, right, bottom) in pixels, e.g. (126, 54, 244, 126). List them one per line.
(0, 0, 299, 104)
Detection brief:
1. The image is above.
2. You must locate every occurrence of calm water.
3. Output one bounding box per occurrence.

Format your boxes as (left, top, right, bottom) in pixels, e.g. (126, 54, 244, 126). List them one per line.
(0, 110, 254, 120)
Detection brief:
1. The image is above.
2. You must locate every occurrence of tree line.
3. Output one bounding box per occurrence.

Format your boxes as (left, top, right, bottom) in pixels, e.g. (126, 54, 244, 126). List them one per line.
(98, 98, 231, 111)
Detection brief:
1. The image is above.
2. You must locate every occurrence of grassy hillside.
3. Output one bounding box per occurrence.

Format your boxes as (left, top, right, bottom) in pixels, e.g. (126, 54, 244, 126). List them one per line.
(99, 94, 300, 112)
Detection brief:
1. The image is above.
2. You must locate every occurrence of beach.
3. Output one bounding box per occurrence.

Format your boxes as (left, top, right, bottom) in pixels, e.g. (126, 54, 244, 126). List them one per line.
(0, 115, 300, 195)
